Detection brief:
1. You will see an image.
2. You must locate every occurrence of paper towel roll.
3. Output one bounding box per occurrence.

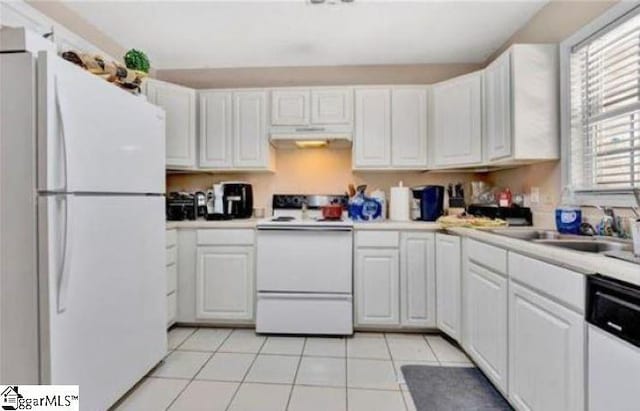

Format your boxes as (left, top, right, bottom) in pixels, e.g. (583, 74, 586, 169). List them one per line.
(390, 182, 410, 221)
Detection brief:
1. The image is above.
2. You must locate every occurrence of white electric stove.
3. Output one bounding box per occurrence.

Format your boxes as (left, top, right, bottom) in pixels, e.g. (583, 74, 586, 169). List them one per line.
(256, 195, 353, 335)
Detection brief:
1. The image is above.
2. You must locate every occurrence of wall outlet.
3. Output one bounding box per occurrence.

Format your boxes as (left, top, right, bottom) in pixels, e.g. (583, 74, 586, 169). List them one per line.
(530, 187, 540, 205)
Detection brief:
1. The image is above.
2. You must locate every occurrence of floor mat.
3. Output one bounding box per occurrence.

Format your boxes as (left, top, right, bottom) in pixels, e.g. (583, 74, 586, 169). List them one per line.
(401, 365, 512, 411)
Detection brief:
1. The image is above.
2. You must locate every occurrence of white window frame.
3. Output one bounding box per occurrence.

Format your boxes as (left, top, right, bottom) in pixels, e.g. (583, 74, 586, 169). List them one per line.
(561, 1, 640, 207)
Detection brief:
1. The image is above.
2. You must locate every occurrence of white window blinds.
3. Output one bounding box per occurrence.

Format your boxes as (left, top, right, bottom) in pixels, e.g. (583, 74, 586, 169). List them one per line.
(570, 9, 640, 192)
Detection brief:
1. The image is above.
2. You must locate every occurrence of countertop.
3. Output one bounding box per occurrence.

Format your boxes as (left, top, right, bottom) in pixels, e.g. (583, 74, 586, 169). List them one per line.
(166, 219, 639, 286)
(448, 227, 640, 287)
(166, 219, 260, 229)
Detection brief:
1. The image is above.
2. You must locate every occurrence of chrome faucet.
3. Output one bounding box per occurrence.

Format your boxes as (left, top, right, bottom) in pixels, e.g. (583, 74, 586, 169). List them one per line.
(596, 206, 622, 237)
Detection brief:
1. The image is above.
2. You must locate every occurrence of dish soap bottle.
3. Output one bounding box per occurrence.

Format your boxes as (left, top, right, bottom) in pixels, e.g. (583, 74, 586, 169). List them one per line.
(555, 187, 582, 234)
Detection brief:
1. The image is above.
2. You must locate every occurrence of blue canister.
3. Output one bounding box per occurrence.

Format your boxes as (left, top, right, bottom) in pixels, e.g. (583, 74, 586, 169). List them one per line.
(555, 207, 582, 234)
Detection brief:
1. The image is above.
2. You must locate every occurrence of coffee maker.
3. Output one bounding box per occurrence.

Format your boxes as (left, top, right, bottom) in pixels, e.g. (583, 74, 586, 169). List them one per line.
(221, 182, 253, 219)
(411, 185, 445, 221)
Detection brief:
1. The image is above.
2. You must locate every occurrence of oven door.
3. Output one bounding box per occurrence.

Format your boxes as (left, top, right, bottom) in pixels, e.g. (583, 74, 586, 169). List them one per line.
(256, 227, 352, 293)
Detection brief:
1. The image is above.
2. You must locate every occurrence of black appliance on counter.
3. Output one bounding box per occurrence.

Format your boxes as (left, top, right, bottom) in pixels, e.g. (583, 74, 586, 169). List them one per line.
(467, 204, 533, 226)
(222, 182, 253, 219)
(412, 185, 445, 221)
(166, 192, 196, 221)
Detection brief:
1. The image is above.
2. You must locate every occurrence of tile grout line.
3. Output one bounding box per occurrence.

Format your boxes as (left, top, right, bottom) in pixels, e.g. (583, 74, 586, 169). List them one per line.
(422, 334, 442, 366)
(223, 330, 268, 411)
(165, 327, 235, 411)
(172, 327, 199, 351)
(284, 337, 307, 410)
(385, 333, 410, 411)
(344, 336, 349, 411)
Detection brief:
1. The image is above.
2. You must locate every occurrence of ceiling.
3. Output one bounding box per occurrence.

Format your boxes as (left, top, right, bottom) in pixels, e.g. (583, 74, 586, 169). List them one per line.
(64, 0, 548, 70)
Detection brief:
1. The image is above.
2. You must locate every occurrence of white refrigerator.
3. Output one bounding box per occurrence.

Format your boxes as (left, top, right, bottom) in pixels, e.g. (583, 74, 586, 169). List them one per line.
(1, 49, 167, 410)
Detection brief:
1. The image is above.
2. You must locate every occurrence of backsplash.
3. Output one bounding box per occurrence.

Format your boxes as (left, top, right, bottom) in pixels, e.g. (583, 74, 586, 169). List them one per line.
(166, 148, 483, 215)
(487, 161, 638, 231)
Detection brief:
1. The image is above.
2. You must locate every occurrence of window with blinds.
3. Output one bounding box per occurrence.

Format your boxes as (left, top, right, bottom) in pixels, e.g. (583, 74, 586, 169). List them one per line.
(570, 10, 640, 192)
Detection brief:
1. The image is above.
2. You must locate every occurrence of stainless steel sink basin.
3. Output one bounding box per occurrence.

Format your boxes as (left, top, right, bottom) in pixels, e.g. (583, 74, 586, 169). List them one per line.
(488, 228, 634, 254)
(532, 239, 633, 253)
(488, 228, 566, 241)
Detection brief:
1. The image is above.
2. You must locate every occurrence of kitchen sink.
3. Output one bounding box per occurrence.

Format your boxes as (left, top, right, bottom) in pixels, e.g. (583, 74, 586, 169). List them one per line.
(488, 228, 567, 241)
(532, 239, 633, 253)
(488, 228, 634, 254)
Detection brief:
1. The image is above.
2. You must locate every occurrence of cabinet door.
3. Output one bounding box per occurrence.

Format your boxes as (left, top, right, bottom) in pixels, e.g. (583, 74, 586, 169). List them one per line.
(355, 248, 399, 326)
(199, 91, 233, 169)
(391, 88, 428, 168)
(400, 232, 435, 327)
(233, 91, 270, 168)
(509, 282, 584, 411)
(271, 89, 309, 126)
(435, 233, 461, 341)
(311, 88, 353, 125)
(354, 88, 391, 168)
(432, 73, 483, 166)
(145, 79, 197, 169)
(463, 261, 508, 394)
(195, 246, 254, 321)
(485, 51, 512, 161)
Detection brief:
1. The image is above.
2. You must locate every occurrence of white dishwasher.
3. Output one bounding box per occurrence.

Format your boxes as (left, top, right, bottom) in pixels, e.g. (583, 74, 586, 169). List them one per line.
(587, 275, 640, 411)
(256, 220, 353, 335)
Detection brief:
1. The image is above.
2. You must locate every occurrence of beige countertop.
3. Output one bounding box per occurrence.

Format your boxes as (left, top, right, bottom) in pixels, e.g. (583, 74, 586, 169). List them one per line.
(448, 227, 640, 287)
(166, 219, 259, 229)
(352, 220, 442, 231)
(165, 219, 639, 286)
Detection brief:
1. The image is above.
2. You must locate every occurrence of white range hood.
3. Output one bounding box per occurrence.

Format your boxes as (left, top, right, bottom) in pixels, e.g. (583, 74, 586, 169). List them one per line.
(270, 127, 352, 149)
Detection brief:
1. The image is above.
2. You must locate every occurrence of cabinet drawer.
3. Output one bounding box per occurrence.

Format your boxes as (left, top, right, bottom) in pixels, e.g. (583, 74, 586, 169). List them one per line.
(197, 229, 255, 245)
(167, 263, 177, 294)
(166, 246, 177, 266)
(467, 238, 507, 275)
(167, 292, 177, 326)
(509, 252, 585, 313)
(166, 229, 177, 248)
(356, 231, 399, 248)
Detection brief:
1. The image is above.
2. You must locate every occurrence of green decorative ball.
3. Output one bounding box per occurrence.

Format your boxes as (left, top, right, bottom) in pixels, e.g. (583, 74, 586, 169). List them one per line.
(124, 49, 150, 73)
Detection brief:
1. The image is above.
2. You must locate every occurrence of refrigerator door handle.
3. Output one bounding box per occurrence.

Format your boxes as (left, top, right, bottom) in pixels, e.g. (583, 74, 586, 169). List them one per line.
(57, 195, 74, 313)
(54, 76, 69, 193)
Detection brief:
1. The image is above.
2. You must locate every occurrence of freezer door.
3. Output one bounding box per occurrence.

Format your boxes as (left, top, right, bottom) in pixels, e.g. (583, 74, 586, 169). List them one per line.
(38, 194, 166, 411)
(37, 51, 165, 194)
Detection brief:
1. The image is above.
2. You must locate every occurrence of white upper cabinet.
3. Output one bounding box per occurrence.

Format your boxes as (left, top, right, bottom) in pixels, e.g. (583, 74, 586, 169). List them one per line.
(400, 232, 436, 327)
(311, 88, 353, 125)
(270, 87, 352, 130)
(391, 88, 428, 168)
(199, 91, 233, 169)
(271, 89, 310, 126)
(484, 44, 559, 163)
(233, 90, 274, 170)
(354, 88, 392, 168)
(485, 51, 512, 161)
(435, 233, 461, 341)
(145, 79, 197, 169)
(354, 87, 428, 170)
(432, 72, 483, 167)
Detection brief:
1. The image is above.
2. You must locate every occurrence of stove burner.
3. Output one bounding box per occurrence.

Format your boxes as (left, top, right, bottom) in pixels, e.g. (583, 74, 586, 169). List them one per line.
(271, 216, 296, 222)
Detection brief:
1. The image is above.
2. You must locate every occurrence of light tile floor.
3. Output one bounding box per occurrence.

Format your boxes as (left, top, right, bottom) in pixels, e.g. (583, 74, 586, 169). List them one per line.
(112, 327, 473, 411)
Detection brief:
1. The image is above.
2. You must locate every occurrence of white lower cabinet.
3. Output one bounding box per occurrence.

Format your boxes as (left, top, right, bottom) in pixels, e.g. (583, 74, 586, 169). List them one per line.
(508, 274, 585, 411)
(435, 233, 461, 341)
(195, 246, 255, 321)
(355, 230, 435, 329)
(355, 248, 400, 326)
(166, 229, 178, 327)
(400, 232, 436, 327)
(463, 260, 508, 394)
